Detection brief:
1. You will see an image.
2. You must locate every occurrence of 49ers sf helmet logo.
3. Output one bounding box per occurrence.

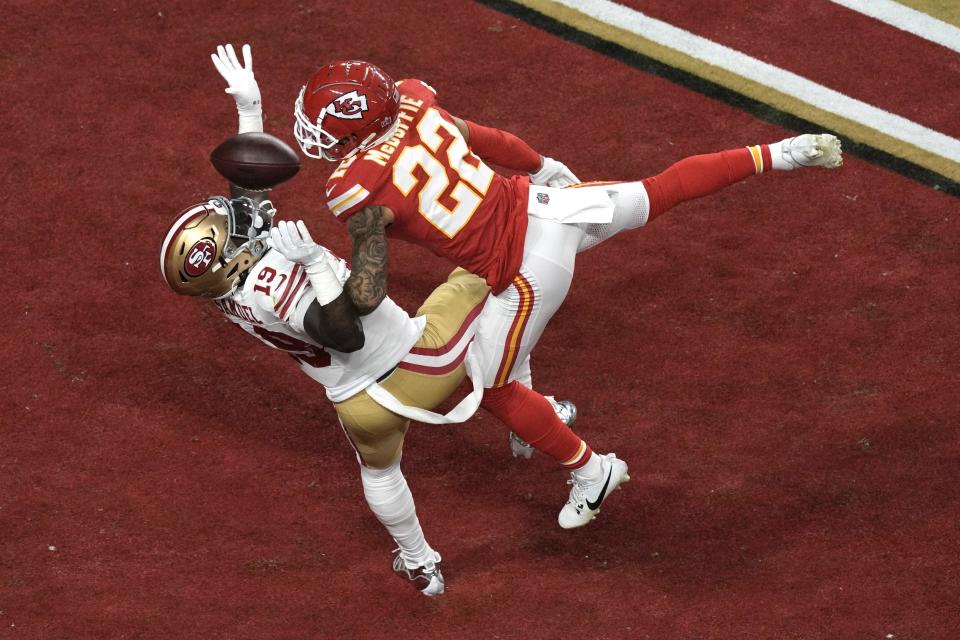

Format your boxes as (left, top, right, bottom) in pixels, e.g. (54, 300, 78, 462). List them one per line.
(184, 238, 217, 277)
(326, 90, 368, 120)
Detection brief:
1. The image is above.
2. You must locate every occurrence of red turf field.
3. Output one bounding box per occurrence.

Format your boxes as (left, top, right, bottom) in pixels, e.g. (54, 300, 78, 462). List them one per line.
(4, 1, 958, 638)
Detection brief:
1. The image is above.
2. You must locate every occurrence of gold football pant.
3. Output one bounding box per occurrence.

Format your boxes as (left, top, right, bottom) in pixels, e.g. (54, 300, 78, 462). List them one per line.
(334, 268, 490, 468)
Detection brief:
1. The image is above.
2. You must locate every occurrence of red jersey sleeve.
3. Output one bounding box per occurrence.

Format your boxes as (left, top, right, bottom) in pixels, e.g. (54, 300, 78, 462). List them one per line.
(325, 159, 377, 220)
(464, 120, 542, 173)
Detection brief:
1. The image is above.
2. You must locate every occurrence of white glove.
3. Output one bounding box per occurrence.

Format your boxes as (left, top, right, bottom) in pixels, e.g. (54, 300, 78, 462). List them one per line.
(270, 220, 322, 264)
(529, 156, 579, 188)
(269, 220, 343, 305)
(211, 43, 263, 133)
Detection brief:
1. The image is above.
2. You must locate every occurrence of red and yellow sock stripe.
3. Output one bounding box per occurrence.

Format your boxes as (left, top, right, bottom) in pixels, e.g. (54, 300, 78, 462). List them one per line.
(747, 144, 773, 174)
(561, 440, 591, 469)
(494, 273, 536, 387)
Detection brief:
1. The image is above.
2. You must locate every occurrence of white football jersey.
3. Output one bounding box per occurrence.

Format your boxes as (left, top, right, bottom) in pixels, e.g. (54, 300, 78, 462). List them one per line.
(216, 247, 425, 402)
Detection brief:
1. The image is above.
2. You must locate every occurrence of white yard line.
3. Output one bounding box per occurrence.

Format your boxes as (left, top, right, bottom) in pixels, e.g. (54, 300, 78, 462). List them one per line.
(548, 0, 960, 164)
(829, 0, 960, 54)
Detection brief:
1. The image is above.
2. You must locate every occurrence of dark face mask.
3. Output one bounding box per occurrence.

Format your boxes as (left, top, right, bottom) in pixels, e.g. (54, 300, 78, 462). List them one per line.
(209, 195, 275, 260)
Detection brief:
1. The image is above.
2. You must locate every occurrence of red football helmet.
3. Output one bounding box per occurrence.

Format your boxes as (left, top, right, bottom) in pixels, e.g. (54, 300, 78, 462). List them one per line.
(294, 60, 401, 161)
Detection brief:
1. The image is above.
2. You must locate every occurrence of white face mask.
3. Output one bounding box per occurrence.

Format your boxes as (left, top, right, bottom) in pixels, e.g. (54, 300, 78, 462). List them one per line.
(294, 87, 342, 160)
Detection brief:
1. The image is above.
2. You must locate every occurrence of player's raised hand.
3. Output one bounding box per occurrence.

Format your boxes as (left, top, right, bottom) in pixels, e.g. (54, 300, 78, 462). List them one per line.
(211, 43, 261, 116)
(530, 156, 579, 188)
(270, 220, 345, 305)
(269, 220, 326, 266)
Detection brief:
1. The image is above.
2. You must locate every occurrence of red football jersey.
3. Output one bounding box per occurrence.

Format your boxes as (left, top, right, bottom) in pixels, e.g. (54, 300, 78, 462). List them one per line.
(324, 79, 529, 293)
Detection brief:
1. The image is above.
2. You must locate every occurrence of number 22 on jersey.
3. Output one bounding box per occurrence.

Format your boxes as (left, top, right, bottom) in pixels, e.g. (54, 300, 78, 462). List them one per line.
(392, 108, 494, 239)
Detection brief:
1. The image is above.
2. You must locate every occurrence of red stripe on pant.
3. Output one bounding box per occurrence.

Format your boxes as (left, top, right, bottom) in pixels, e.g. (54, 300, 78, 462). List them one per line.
(494, 273, 535, 387)
(408, 296, 486, 356)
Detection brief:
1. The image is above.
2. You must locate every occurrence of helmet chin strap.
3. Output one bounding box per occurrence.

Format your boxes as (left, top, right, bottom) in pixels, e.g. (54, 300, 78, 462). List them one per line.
(331, 134, 373, 161)
(328, 117, 403, 161)
(251, 199, 276, 232)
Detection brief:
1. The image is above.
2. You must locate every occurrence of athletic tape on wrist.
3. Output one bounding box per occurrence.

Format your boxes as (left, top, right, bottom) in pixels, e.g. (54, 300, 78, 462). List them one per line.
(237, 112, 263, 134)
(306, 261, 343, 306)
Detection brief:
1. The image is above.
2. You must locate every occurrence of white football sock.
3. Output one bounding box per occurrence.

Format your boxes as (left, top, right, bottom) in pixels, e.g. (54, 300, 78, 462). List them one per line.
(572, 451, 604, 483)
(360, 458, 435, 568)
(769, 139, 795, 171)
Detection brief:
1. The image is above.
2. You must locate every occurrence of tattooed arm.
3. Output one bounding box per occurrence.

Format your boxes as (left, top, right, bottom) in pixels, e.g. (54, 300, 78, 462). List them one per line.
(345, 205, 390, 315)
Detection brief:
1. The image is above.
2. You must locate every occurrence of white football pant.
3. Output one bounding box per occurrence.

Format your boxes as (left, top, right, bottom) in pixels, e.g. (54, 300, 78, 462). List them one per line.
(471, 181, 651, 387)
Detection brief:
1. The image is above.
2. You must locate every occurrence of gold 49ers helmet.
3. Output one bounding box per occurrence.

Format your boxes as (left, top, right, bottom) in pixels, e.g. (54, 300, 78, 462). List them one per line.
(160, 196, 274, 298)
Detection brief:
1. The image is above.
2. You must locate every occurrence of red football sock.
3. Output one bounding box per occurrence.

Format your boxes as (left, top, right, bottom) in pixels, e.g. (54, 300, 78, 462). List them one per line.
(482, 381, 591, 469)
(643, 145, 771, 221)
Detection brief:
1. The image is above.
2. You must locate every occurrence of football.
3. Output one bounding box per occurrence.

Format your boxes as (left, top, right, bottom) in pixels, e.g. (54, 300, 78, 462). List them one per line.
(210, 132, 301, 190)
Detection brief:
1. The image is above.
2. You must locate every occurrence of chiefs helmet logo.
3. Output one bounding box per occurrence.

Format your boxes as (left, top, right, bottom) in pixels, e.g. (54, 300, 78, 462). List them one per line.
(326, 91, 368, 120)
(184, 238, 217, 276)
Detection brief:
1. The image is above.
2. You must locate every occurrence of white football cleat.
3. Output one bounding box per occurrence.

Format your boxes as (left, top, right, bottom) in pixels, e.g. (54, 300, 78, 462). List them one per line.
(509, 396, 578, 459)
(558, 453, 630, 529)
(782, 133, 843, 169)
(391, 549, 444, 596)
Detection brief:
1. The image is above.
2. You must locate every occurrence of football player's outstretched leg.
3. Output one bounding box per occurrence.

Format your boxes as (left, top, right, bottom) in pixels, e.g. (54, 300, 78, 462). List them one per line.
(575, 133, 843, 252)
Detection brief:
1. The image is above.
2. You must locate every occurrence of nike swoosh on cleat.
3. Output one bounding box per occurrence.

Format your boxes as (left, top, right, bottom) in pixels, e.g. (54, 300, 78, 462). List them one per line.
(585, 468, 613, 511)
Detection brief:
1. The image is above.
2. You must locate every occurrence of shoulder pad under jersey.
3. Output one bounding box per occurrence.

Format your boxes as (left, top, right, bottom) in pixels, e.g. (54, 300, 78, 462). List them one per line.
(396, 78, 438, 105)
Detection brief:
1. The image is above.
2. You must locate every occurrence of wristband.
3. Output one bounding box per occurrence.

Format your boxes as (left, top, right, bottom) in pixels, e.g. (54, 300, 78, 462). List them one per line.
(305, 259, 343, 306)
(238, 112, 263, 134)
